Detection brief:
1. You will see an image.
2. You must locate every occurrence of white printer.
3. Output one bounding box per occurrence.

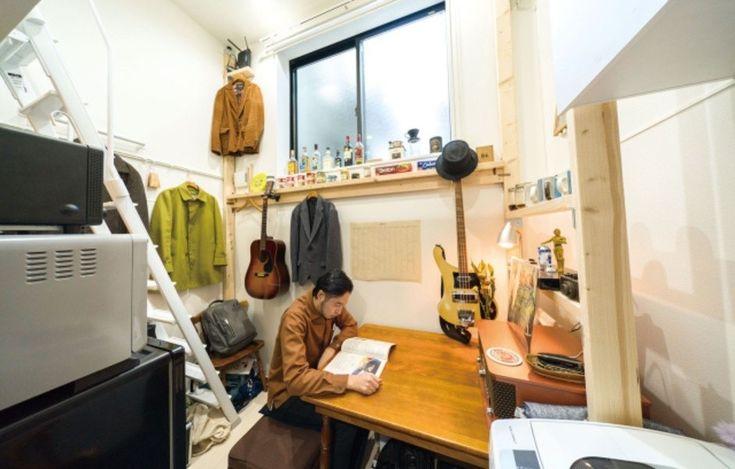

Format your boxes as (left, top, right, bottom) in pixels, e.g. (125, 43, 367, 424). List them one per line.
(491, 419, 735, 468)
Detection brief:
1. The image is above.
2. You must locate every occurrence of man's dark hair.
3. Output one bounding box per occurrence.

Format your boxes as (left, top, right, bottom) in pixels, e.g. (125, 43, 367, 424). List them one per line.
(312, 269, 353, 298)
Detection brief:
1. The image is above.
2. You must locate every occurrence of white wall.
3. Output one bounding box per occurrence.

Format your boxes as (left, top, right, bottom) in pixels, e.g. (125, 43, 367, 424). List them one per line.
(233, 0, 507, 369)
(0, 0, 227, 314)
(618, 80, 735, 440)
(518, 0, 735, 442)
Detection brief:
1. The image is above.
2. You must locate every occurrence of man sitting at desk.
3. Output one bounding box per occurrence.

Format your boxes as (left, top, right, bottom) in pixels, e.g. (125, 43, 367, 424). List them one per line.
(265, 269, 380, 468)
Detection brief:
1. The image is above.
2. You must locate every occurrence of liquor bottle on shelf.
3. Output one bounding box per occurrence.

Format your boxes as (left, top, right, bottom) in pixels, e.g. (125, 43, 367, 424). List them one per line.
(343, 135, 353, 166)
(311, 144, 321, 171)
(335, 150, 342, 168)
(287, 149, 298, 175)
(323, 146, 334, 170)
(300, 146, 309, 173)
(354, 133, 364, 165)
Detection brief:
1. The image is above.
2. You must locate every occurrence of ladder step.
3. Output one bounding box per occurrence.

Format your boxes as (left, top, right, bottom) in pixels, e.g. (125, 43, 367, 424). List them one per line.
(160, 336, 191, 355)
(0, 31, 33, 65)
(147, 307, 176, 324)
(187, 388, 220, 407)
(19, 90, 63, 116)
(147, 279, 160, 292)
(185, 362, 208, 383)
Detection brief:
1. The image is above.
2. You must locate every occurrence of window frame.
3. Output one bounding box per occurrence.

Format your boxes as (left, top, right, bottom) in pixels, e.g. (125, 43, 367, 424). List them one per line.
(289, 2, 447, 157)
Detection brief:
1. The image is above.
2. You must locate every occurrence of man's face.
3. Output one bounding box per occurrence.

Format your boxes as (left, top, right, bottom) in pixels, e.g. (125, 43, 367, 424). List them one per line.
(315, 291, 351, 320)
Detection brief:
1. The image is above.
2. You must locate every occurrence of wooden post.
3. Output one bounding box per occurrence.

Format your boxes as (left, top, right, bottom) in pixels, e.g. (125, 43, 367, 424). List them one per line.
(495, 0, 521, 218)
(223, 155, 236, 298)
(567, 102, 642, 426)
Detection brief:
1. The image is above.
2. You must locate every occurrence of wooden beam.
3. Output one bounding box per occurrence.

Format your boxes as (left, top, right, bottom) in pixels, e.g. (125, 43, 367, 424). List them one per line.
(567, 102, 642, 426)
(223, 155, 236, 298)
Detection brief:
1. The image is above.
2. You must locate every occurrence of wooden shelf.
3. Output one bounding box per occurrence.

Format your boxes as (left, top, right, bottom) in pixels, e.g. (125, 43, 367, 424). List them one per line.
(507, 194, 575, 218)
(227, 161, 505, 210)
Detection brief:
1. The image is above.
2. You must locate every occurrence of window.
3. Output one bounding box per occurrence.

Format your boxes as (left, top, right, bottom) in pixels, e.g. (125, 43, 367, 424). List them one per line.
(291, 3, 449, 164)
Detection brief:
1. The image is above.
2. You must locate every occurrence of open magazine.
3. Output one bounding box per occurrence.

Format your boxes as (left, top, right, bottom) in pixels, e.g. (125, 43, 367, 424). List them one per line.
(324, 337, 395, 378)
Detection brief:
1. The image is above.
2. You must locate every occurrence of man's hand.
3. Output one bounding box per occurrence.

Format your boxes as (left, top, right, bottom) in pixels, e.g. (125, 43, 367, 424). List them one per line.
(347, 372, 381, 395)
(317, 347, 337, 370)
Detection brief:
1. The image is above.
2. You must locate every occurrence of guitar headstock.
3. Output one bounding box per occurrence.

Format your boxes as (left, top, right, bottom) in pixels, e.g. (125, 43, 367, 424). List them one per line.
(262, 176, 281, 202)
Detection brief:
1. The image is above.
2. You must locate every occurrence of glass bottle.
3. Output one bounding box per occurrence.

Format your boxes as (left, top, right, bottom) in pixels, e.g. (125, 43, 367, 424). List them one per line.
(311, 144, 320, 171)
(323, 146, 334, 170)
(287, 149, 298, 175)
(299, 146, 309, 173)
(335, 150, 342, 168)
(343, 135, 353, 167)
(354, 133, 364, 165)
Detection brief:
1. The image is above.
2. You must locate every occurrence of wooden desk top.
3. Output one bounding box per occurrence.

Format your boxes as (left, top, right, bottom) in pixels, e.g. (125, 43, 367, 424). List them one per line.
(478, 320, 586, 394)
(304, 324, 489, 468)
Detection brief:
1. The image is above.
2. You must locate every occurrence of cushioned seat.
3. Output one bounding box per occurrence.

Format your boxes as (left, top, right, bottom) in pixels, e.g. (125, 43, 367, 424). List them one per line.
(228, 416, 321, 469)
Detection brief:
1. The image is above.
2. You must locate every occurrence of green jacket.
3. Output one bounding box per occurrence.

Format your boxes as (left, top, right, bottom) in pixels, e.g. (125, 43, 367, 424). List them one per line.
(150, 184, 227, 290)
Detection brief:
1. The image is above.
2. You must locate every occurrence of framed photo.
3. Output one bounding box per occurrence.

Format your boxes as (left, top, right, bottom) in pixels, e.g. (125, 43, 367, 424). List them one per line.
(507, 257, 539, 350)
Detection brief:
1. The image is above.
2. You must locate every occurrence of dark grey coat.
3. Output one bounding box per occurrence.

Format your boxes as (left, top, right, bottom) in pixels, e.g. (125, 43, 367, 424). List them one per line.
(290, 197, 342, 285)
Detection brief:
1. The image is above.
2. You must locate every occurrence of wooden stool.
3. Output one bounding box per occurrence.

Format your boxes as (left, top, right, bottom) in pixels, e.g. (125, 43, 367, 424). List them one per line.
(228, 417, 321, 469)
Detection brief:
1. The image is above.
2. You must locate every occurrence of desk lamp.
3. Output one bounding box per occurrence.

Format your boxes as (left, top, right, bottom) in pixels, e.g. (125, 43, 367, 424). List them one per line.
(497, 220, 523, 259)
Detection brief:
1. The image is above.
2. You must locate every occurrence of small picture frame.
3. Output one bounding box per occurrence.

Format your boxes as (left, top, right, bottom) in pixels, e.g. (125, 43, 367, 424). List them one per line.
(507, 257, 539, 350)
(554, 170, 572, 196)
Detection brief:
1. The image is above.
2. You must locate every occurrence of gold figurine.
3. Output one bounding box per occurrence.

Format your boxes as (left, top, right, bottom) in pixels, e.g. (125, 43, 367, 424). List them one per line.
(542, 228, 567, 273)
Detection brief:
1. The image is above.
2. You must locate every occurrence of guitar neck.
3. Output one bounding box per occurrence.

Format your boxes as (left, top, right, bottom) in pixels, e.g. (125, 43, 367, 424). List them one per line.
(454, 180, 468, 275)
(260, 197, 268, 251)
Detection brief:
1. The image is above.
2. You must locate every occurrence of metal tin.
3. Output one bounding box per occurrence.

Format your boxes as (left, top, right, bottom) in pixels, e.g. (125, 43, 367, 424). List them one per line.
(326, 173, 338, 183)
(316, 171, 326, 184)
(295, 174, 306, 187)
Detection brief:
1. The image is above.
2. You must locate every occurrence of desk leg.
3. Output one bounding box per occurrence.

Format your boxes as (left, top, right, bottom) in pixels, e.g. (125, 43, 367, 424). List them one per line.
(320, 415, 332, 469)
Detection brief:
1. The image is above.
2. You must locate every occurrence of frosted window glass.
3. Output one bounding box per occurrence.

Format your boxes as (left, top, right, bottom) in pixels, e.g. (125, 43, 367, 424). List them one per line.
(362, 11, 450, 160)
(296, 49, 357, 160)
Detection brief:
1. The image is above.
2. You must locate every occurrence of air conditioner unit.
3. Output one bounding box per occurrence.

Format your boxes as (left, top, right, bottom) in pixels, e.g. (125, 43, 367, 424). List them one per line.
(491, 419, 735, 468)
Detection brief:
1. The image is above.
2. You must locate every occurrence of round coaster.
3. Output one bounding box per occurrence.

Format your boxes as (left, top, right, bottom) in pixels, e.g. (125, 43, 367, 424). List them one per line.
(486, 347, 523, 367)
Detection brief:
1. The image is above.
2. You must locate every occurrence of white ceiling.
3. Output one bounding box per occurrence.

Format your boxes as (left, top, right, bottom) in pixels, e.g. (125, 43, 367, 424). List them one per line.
(170, 0, 340, 50)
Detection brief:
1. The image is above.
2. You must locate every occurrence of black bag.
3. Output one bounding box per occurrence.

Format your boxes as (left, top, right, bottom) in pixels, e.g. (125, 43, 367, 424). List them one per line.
(376, 439, 434, 469)
(200, 300, 257, 356)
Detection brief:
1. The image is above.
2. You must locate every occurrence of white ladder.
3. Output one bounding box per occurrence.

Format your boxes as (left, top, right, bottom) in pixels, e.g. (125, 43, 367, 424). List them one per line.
(0, 7, 240, 425)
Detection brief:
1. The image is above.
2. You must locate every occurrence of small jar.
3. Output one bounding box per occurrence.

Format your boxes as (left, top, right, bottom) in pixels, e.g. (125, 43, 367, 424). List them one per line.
(316, 171, 326, 184)
(340, 169, 350, 181)
(305, 171, 316, 185)
(295, 174, 306, 187)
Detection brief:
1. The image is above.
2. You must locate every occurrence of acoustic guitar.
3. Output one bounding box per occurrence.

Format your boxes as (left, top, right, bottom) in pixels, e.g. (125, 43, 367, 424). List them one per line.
(434, 179, 497, 344)
(244, 178, 290, 299)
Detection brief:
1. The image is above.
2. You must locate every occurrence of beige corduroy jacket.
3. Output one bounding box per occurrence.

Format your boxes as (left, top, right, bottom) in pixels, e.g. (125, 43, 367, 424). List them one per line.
(210, 73, 264, 156)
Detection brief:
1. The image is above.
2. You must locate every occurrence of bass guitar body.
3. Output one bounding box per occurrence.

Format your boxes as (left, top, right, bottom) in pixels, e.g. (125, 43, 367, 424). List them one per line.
(434, 245, 487, 343)
(244, 237, 290, 300)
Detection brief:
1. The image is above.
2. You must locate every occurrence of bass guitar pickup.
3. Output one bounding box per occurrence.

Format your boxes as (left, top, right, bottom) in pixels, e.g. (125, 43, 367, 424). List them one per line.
(452, 291, 479, 303)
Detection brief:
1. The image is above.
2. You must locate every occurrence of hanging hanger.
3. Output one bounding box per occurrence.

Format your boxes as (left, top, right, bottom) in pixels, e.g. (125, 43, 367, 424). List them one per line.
(184, 170, 199, 191)
(305, 191, 318, 200)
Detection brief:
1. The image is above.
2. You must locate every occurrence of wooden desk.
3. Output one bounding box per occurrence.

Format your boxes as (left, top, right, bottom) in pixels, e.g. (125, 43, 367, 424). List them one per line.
(303, 324, 489, 469)
(477, 320, 650, 419)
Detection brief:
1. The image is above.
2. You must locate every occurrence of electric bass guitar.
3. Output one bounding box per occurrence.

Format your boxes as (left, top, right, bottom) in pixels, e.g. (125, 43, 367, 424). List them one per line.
(244, 178, 290, 299)
(434, 179, 497, 344)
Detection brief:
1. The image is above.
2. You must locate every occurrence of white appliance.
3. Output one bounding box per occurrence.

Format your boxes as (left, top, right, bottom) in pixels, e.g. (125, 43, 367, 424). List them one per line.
(0, 234, 147, 411)
(491, 419, 735, 468)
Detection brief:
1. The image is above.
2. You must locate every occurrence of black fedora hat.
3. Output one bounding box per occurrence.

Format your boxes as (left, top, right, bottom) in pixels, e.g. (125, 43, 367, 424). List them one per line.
(435, 140, 478, 181)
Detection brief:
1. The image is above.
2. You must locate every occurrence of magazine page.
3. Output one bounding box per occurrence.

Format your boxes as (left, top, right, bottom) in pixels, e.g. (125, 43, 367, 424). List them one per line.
(341, 337, 395, 360)
(324, 351, 388, 377)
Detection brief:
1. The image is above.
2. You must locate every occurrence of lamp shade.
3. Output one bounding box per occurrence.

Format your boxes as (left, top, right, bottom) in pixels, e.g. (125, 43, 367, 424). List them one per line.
(497, 221, 518, 249)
